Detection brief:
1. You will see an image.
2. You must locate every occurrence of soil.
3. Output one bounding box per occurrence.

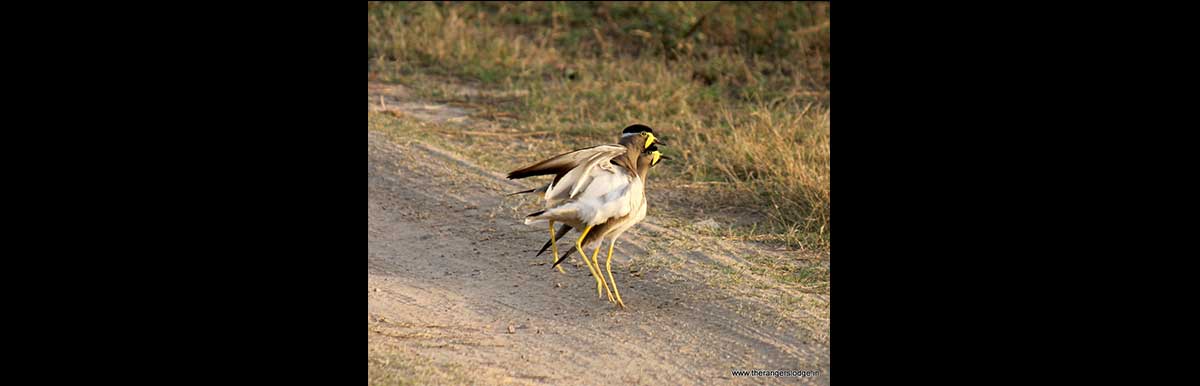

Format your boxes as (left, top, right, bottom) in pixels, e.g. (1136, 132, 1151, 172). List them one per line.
(368, 82, 830, 385)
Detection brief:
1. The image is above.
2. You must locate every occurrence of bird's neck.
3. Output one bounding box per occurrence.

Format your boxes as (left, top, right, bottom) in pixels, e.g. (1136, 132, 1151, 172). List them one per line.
(611, 141, 642, 177)
(637, 161, 653, 183)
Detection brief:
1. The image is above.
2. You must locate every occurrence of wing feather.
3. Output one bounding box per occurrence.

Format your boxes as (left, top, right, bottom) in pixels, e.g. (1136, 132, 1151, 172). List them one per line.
(505, 145, 626, 180)
(540, 146, 627, 203)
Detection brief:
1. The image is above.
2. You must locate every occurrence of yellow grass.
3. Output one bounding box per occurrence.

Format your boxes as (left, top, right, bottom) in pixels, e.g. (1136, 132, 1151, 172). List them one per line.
(369, 1, 830, 252)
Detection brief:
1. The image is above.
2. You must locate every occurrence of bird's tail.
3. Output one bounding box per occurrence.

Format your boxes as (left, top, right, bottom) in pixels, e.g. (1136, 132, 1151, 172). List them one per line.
(507, 184, 549, 196)
(537, 224, 573, 257)
(551, 222, 609, 269)
(506, 188, 537, 196)
(551, 244, 578, 268)
(524, 207, 577, 225)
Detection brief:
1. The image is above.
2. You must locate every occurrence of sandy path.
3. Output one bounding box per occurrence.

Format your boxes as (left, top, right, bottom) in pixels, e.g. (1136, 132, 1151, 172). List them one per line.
(368, 83, 829, 385)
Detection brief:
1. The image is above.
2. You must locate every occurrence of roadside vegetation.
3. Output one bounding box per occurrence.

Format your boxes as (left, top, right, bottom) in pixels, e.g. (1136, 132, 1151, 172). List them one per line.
(369, 1, 830, 254)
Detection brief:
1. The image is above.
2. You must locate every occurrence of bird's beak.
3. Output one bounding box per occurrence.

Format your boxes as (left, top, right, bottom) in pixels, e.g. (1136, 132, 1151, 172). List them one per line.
(644, 133, 658, 149)
(660, 155, 672, 160)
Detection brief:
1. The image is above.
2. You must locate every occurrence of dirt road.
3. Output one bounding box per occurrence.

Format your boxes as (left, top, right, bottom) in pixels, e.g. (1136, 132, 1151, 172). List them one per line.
(368, 84, 830, 385)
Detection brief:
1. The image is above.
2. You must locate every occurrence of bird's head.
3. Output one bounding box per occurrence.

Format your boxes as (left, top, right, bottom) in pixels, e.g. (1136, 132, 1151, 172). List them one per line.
(621, 124, 666, 149)
(645, 144, 670, 167)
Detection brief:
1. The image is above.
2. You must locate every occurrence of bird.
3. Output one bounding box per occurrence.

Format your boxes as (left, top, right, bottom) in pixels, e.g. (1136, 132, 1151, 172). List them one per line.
(538, 144, 666, 265)
(506, 124, 662, 302)
(546, 144, 666, 307)
(508, 124, 663, 273)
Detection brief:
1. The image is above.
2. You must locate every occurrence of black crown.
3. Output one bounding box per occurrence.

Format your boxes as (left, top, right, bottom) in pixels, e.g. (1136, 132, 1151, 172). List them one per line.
(621, 124, 654, 134)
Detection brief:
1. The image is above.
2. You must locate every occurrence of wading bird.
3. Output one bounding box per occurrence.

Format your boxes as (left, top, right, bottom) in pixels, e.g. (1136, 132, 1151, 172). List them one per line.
(534, 144, 667, 262)
(506, 124, 662, 304)
(509, 125, 661, 271)
(545, 144, 666, 307)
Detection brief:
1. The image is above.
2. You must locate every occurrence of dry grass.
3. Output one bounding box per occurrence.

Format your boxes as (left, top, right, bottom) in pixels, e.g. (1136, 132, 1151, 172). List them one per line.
(369, 1, 830, 252)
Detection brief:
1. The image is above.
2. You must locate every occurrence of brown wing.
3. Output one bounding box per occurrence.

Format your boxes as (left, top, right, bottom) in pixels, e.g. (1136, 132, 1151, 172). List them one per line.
(506, 144, 625, 181)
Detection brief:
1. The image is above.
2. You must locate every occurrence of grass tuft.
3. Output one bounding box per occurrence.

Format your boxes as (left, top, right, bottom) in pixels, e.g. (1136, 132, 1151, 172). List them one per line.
(370, 1, 830, 253)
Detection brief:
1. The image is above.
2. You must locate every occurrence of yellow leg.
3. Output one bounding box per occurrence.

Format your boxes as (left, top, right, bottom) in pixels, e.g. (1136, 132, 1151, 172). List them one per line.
(549, 221, 565, 273)
(592, 245, 615, 302)
(574, 225, 607, 298)
(606, 239, 625, 308)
